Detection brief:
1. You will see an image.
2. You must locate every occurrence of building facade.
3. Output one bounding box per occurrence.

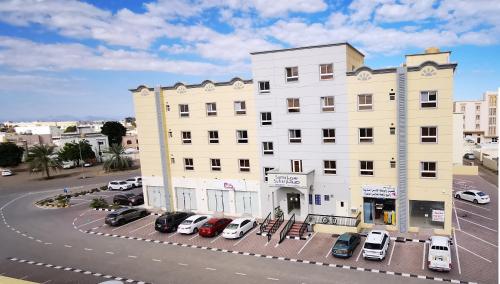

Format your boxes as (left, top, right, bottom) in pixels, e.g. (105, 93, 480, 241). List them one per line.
(131, 43, 456, 235)
(454, 91, 498, 143)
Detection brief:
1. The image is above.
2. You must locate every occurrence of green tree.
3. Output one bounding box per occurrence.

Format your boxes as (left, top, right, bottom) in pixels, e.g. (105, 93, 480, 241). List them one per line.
(101, 121, 126, 146)
(0, 142, 24, 167)
(103, 144, 132, 172)
(64, 125, 77, 133)
(58, 140, 96, 165)
(27, 144, 60, 179)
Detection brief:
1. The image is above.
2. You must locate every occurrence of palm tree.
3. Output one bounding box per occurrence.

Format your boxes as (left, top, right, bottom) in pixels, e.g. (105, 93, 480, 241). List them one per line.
(27, 144, 60, 179)
(103, 144, 132, 172)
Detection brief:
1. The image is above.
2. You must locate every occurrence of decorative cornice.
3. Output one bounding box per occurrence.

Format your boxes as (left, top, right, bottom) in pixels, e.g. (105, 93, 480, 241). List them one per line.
(347, 61, 457, 76)
(129, 77, 253, 93)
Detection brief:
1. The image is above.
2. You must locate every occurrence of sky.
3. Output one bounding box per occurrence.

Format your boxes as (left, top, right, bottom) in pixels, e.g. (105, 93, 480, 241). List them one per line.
(0, 0, 499, 121)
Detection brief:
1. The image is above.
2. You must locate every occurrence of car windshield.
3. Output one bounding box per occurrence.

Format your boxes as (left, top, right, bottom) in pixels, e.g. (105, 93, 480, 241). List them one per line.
(364, 242, 383, 250)
(335, 240, 349, 247)
(477, 192, 487, 196)
(126, 179, 134, 181)
(119, 181, 127, 184)
(226, 224, 239, 230)
(181, 220, 193, 225)
(125, 193, 135, 197)
(202, 223, 213, 228)
(156, 218, 167, 225)
(107, 213, 117, 218)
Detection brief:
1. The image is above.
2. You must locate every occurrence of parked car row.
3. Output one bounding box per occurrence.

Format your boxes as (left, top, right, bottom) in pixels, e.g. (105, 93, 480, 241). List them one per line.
(331, 230, 452, 272)
(113, 193, 144, 206)
(107, 176, 142, 191)
(1, 169, 13, 176)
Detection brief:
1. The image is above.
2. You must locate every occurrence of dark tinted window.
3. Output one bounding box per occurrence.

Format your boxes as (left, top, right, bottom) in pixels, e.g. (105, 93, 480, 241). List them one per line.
(240, 220, 249, 227)
(364, 242, 383, 250)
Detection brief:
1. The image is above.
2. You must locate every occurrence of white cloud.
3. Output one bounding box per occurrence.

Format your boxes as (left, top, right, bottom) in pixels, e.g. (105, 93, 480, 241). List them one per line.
(251, 0, 327, 17)
(374, 0, 436, 23)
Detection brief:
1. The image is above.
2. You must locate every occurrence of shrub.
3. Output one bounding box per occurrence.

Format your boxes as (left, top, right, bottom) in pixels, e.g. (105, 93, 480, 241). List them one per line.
(100, 186, 108, 191)
(90, 197, 108, 209)
(91, 188, 99, 193)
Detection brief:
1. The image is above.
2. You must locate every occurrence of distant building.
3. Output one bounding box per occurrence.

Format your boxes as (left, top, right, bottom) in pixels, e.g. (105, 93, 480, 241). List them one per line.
(14, 125, 62, 136)
(122, 134, 139, 151)
(454, 91, 498, 143)
(53, 127, 109, 162)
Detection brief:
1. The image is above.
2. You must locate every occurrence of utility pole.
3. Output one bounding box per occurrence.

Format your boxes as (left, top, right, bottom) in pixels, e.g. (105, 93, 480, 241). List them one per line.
(78, 135, 85, 179)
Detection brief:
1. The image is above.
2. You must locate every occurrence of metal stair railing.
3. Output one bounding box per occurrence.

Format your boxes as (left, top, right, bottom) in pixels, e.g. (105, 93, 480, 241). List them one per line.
(267, 211, 284, 242)
(298, 214, 310, 238)
(279, 213, 295, 244)
(259, 211, 271, 235)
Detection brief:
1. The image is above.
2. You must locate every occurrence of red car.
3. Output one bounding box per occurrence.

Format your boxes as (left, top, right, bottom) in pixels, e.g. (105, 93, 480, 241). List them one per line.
(198, 218, 233, 237)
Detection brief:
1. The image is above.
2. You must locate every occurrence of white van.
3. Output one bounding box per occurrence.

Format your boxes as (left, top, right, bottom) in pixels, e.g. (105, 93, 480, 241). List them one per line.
(125, 176, 142, 188)
(363, 230, 390, 260)
(428, 236, 452, 271)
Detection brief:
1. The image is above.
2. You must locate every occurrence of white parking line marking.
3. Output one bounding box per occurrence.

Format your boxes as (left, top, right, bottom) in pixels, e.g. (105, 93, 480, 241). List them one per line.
(387, 242, 396, 266)
(148, 231, 157, 236)
(457, 245, 492, 263)
(457, 217, 497, 232)
(205, 267, 216, 271)
(297, 232, 316, 255)
(453, 201, 461, 231)
(234, 227, 259, 247)
(454, 199, 491, 211)
(128, 255, 137, 258)
(325, 239, 335, 258)
(41, 280, 52, 284)
(267, 277, 279, 281)
(44, 243, 52, 245)
(235, 272, 247, 276)
(453, 229, 462, 275)
(455, 207, 494, 220)
(84, 248, 93, 251)
(178, 263, 188, 266)
(210, 234, 224, 243)
(64, 245, 72, 248)
(152, 259, 161, 262)
(456, 229, 498, 247)
(129, 222, 154, 234)
(356, 239, 366, 262)
(105, 252, 114, 255)
(422, 242, 426, 270)
(189, 234, 199, 241)
(168, 232, 179, 239)
(111, 217, 151, 232)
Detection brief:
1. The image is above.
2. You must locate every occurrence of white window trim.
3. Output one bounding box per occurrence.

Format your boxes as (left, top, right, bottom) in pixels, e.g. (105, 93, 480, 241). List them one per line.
(179, 104, 189, 117)
(285, 66, 299, 82)
(287, 98, 300, 113)
(420, 126, 438, 143)
(262, 142, 274, 155)
(181, 131, 191, 144)
(288, 129, 302, 143)
(359, 128, 374, 143)
(261, 112, 272, 126)
(322, 129, 336, 143)
(208, 130, 219, 144)
(323, 160, 337, 175)
(357, 94, 373, 111)
(291, 159, 303, 173)
(420, 161, 437, 178)
(321, 96, 335, 112)
(210, 158, 221, 171)
(420, 90, 438, 108)
(360, 161, 374, 176)
(236, 130, 248, 144)
(239, 159, 250, 172)
(206, 103, 217, 116)
(184, 158, 194, 171)
(234, 101, 247, 115)
(258, 81, 270, 94)
(319, 63, 334, 80)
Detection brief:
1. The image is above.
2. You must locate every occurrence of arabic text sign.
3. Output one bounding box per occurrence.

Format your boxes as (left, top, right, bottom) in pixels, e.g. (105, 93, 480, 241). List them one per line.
(431, 210, 445, 222)
(268, 174, 307, 188)
(362, 185, 397, 199)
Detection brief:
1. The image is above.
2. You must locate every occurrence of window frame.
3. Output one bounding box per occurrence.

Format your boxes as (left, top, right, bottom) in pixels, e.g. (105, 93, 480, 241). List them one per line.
(236, 130, 248, 144)
(357, 94, 373, 111)
(420, 161, 437, 178)
(291, 159, 303, 173)
(322, 128, 336, 143)
(208, 130, 219, 144)
(181, 131, 192, 144)
(319, 63, 334, 80)
(260, 112, 272, 126)
(263, 167, 274, 182)
(179, 104, 189, 117)
(359, 128, 374, 143)
(184, 158, 194, 171)
(360, 160, 374, 176)
(206, 102, 217, 116)
(234, 101, 247, 115)
(258, 81, 270, 94)
(421, 126, 438, 143)
(210, 158, 221, 171)
(288, 129, 302, 143)
(287, 98, 300, 113)
(239, 159, 250, 172)
(321, 96, 335, 112)
(323, 160, 337, 175)
(420, 90, 438, 108)
(285, 66, 299, 82)
(262, 142, 274, 155)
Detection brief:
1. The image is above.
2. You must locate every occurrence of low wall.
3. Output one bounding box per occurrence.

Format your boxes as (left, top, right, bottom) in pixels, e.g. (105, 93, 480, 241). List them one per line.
(483, 157, 498, 171)
(452, 165, 478, 175)
(313, 224, 360, 234)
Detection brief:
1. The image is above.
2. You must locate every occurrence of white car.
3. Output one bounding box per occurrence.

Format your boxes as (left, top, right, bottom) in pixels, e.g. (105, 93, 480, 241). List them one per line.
(455, 189, 490, 204)
(1, 169, 13, 176)
(363, 230, 390, 260)
(62, 161, 75, 169)
(177, 215, 210, 234)
(107, 181, 133, 191)
(222, 218, 257, 239)
(125, 176, 142, 188)
(428, 236, 452, 271)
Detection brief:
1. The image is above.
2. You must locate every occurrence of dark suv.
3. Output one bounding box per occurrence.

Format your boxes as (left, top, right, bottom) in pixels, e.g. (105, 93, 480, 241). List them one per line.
(105, 208, 149, 226)
(155, 212, 194, 233)
(113, 193, 144, 206)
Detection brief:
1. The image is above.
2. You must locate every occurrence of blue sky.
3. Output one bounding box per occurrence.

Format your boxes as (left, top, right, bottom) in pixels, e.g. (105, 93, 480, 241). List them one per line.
(0, 0, 499, 121)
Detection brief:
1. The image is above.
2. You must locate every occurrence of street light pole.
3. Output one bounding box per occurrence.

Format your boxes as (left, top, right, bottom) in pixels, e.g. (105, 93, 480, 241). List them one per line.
(78, 137, 85, 179)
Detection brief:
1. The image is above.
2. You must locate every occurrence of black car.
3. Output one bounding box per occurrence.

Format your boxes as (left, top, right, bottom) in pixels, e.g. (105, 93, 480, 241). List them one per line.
(113, 193, 144, 206)
(105, 208, 149, 226)
(155, 212, 194, 233)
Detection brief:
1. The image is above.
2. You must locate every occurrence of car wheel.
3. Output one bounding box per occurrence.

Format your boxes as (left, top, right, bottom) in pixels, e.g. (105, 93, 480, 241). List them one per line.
(193, 228, 198, 234)
(239, 231, 243, 238)
(473, 199, 478, 204)
(455, 194, 461, 199)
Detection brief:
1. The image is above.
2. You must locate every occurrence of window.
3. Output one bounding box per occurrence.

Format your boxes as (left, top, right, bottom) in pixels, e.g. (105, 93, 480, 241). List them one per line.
(314, 194, 321, 205)
(476, 115, 480, 120)
(476, 105, 481, 111)
(285, 66, 299, 82)
(322, 129, 336, 143)
(323, 160, 337, 175)
(236, 130, 248, 144)
(421, 127, 437, 143)
(359, 128, 373, 143)
(309, 194, 313, 205)
(168, 130, 173, 137)
(324, 195, 330, 201)
(259, 81, 270, 93)
(287, 98, 300, 113)
(166, 104, 170, 111)
(389, 90, 395, 101)
(184, 158, 194, 171)
(360, 161, 374, 176)
(262, 142, 274, 155)
(288, 129, 302, 143)
(206, 103, 217, 116)
(421, 162, 437, 178)
(321, 96, 335, 112)
(234, 101, 246, 115)
(420, 91, 437, 108)
(390, 127, 395, 135)
(179, 104, 189, 117)
(291, 160, 303, 173)
(319, 63, 333, 80)
(239, 159, 250, 172)
(126, 140, 132, 145)
(264, 167, 274, 182)
(390, 160, 396, 168)
(358, 94, 373, 110)
(210, 159, 221, 171)
(171, 157, 175, 164)
(261, 112, 272, 126)
(460, 105, 465, 112)
(208, 131, 219, 144)
(181, 131, 191, 144)
(475, 124, 480, 129)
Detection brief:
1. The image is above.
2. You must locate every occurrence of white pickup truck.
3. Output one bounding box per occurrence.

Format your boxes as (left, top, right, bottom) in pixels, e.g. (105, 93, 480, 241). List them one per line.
(428, 236, 452, 272)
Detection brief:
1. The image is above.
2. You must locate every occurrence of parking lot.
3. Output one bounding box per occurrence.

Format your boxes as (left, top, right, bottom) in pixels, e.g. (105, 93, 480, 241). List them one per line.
(70, 174, 497, 284)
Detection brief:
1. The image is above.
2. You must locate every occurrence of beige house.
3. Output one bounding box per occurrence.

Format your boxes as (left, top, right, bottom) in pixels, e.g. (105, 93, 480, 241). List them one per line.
(454, 91, 498, 143)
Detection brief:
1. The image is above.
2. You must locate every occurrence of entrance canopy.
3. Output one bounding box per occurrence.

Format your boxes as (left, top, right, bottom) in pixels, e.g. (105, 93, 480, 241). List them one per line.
(267, 170, 314, 196)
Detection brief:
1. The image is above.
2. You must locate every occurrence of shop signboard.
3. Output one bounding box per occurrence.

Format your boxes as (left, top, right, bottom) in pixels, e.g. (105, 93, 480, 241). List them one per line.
(362, 185, 397, 199)
(267, 173, 308, 188)
(431, 210, 445, 222)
